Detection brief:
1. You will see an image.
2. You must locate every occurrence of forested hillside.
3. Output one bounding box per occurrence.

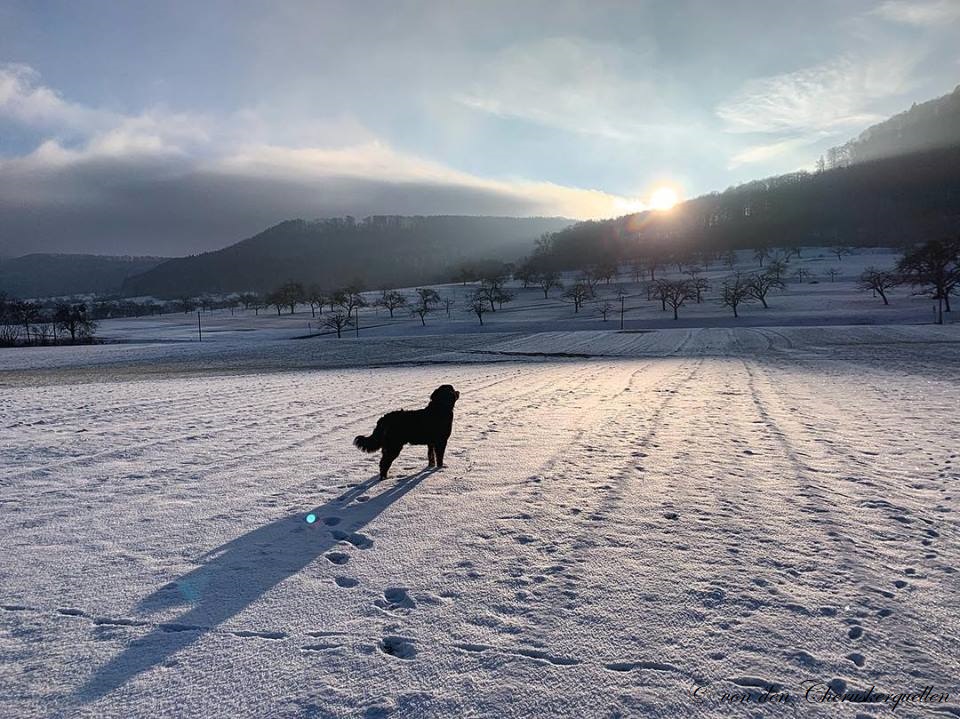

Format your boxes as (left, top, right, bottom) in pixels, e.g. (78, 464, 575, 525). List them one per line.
(0, 254, 166, 298)
(121, 215, 571, 297)
(527, 146, 960, 271)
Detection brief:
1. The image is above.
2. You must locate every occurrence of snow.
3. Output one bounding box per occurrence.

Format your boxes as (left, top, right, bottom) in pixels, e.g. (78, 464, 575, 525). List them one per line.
(2, 247, 959, 717)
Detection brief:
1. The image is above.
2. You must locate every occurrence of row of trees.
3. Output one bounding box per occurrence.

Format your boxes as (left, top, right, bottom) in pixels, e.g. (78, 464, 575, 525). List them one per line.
(0, 294, 97, 346)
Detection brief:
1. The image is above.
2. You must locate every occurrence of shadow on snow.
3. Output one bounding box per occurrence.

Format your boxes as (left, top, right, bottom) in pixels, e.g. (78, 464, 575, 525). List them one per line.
(78, 468, 434, 702)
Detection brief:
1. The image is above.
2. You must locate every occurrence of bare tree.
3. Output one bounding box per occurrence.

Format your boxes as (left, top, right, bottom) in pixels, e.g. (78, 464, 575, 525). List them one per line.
(858, 267, 900, 305)
(412, 287, 441, 326)
(375, 289, 407, 318)
(278, 281, 305, 314)
(684, 269, 710, 303)
(306, 286, 326, 317)
(492, 285, 514, 310)
(662, 280, 695, 320)
(322, 309, 352, 338)
(593, 260, 618, 284)
(334, 287, 367, 321)
(452, 265, 475, 285)
(754, 247, 770, 267)
(53, 303, 97, 343)
(720, 274, 753, 318)
(562, 281, 594, 313)
(268, 289, 286, 316)
(826, 268, 840, 282)
(586, 268, 604, 293)
(650, 279, 670, 312)
(513, 261, 537, 288)
(792, 266, 816, 283)
(646, 256, 662, 281)
(535, 271, 563, 299)
(596, 299, 614, 321)
(746, 272, 785, 309)
(897, 236, 960, 322)
(476, 276, 507, 312)
(442, 295, 456, 318)
(831, 246, 852, 261)
(766, 258, 788, 282)
(466, 290, 488, 325)
(237, 292, 259, 311)
(722, 250, 737, 270)
(15, 300, 41, 343)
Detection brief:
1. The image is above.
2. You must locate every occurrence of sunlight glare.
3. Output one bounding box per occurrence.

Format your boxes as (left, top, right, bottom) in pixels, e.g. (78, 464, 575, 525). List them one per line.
(650, 186, 680, 211)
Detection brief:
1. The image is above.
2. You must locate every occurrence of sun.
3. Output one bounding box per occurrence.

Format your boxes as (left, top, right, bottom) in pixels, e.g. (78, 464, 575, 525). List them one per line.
(649, 186, 680, 211)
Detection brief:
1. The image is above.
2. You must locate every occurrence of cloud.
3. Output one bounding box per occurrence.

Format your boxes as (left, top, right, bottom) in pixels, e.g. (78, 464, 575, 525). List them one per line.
(715, 53, 918, 135)
(455, 37, 685, 143)
(871, 0, 960, 26)
(726, 136, 826, 168)
(0, 64, 644, 256)
(0, 63, 113, 133)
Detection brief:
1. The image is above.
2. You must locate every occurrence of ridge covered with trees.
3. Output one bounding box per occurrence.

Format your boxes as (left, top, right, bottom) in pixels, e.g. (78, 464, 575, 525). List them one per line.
(120, 216, 571, 299)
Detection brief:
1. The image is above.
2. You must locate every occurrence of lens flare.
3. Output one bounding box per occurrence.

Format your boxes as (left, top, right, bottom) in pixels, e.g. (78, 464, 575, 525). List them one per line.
(306, 513, 317, 524)
(650, 186, 679, 211)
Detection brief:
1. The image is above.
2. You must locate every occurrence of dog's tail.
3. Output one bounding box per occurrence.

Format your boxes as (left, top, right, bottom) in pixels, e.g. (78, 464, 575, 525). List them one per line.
(353, 419, 385, 453)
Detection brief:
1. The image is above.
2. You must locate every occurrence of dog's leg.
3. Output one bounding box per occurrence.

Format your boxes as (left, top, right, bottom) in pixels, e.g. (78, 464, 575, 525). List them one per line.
(435, 439, 447, 468)
(379, 444, 402, 479)
(427, 445, 436, 467)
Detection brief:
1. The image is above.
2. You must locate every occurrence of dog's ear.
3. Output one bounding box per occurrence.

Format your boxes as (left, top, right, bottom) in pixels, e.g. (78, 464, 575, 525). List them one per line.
(455, 390, 460, 400)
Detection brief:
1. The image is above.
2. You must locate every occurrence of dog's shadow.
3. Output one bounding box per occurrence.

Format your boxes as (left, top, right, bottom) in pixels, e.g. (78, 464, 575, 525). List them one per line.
(78, 468, 434, 702)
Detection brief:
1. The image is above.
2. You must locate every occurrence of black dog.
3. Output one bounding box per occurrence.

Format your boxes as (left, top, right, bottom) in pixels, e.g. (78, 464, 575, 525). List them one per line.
(354, 384, 460, 479)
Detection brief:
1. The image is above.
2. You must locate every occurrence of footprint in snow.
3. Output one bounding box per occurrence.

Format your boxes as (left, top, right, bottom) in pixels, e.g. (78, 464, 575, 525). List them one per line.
(332, 530, 373, 549)
(378, 636, 417, 660)
(846, 652, 866, 667)
(374, 587, 416, 612)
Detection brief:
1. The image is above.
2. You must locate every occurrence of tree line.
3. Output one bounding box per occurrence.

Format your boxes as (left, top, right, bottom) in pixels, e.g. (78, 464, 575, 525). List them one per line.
(0, 294, 98, 347)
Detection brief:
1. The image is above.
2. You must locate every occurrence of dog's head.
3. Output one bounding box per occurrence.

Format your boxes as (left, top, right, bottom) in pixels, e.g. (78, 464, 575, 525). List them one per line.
(430, 384, 460, 408)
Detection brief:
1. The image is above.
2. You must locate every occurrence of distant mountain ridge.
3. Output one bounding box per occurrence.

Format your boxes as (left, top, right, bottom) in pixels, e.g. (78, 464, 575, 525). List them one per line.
(121, 215, 573, 298)
(0, 254, 167, 299)
(821, 85, 960, 169)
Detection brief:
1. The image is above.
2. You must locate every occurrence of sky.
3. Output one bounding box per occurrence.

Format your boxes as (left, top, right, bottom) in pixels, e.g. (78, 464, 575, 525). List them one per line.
(1, 0, 958, 256)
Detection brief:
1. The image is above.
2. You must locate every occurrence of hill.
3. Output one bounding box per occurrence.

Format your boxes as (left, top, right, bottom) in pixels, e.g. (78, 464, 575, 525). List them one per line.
(0, 254, 167, 299)
(529, 119, 960, 271)
(121, 215, 572, 298)
(820, 85, 960, 169)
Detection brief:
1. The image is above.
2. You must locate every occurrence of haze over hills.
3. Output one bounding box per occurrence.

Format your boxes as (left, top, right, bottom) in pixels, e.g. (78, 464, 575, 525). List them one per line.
(0, 254, 166, 299)
(121, 216, 572, 298)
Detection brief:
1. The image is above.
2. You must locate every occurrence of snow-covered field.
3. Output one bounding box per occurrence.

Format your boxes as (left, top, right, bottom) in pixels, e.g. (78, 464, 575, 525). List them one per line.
(2, 322, 959, 718)
(68, 247, 955, 350)
(2, 247, 959, 717)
